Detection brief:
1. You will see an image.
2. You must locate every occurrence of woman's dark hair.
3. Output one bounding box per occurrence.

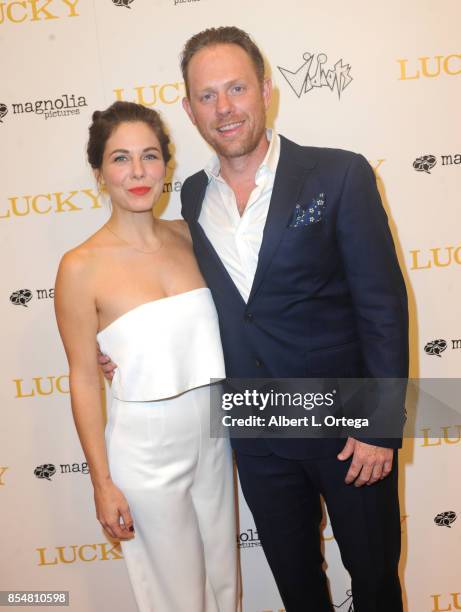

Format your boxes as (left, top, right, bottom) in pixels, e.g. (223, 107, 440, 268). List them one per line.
(87, 101, 171, 169)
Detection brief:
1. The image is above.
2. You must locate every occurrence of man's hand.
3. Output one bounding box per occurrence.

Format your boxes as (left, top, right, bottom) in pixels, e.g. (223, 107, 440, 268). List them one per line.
(97, 345, 117, 381)
(337, 437, 393, 487)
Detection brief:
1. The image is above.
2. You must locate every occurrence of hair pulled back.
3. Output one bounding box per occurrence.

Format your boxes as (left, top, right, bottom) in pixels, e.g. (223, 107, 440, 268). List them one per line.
(87, 101, 171, 169)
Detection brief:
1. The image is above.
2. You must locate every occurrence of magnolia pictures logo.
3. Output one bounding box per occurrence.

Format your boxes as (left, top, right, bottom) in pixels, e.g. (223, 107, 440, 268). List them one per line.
(237, 527, 261, 549)
(278, 52, 352, 99)
(434, 511, 458, 528)
(413, 153, 460, 174)
(0, 103, 7, 122)
(10, 289, 33, 307)
(0, 94, 87, 124)
(112, 0, 135, 7)
(10, 288, 54, 307)
(424, 339, 461, 357)
(413, 155, 437, 174)
(34, 464, 56, 481)
(34, 462, 89, 481)
(424, 339, 447, 357)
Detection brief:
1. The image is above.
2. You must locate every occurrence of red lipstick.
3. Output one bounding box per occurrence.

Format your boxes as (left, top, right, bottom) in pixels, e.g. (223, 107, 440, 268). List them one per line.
(129, 187, 150, 196)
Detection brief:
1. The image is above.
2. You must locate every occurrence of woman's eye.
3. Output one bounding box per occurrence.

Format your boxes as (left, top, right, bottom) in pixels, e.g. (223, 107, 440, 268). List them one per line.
(113, 155, 127, 162)
(144, 153, 158, 160)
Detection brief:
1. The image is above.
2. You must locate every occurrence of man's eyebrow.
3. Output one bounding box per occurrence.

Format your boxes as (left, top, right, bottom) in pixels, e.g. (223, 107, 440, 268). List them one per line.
(197, 79, 244, 92)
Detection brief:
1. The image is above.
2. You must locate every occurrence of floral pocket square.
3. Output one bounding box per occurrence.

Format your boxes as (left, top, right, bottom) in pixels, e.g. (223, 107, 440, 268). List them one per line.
(289, 193, 326, 228)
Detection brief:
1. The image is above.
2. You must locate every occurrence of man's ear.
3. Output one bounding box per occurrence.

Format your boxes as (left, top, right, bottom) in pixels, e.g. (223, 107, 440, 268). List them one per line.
(182, 96, 196, 126)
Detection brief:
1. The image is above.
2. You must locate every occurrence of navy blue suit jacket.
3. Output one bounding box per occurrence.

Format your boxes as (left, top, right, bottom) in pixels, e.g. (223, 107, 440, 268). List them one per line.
(181, 135, 409, 459)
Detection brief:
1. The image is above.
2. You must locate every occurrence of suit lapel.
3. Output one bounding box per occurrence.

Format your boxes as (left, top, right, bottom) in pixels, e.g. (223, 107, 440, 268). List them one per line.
(195, 223, 246, 306)
(186, 171, 208, 223)
(247, 137, 317, 304)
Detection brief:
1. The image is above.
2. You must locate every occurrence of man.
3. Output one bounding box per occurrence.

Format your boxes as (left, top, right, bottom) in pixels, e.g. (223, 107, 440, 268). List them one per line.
(179, 27, 408, 612)
(102, 26, 408, 612)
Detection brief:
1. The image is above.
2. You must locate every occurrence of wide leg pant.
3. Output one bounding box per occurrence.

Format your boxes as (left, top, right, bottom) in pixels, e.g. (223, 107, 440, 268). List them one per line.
(106, 385, 239, 612)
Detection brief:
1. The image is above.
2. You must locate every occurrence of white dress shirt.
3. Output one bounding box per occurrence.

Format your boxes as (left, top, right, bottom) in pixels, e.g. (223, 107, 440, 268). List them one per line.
(199, 130, 281, 303)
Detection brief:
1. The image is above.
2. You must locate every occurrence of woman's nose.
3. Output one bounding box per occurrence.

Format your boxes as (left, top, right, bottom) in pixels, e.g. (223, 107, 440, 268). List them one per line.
(131, 157, 145, 179)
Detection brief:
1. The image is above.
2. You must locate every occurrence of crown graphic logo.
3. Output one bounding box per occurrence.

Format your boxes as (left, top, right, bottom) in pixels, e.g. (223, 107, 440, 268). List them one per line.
(278, 52, 353, 99)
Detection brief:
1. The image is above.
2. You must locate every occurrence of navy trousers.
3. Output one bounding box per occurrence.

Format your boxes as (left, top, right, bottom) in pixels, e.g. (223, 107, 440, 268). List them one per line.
(235, 450, 402, 612)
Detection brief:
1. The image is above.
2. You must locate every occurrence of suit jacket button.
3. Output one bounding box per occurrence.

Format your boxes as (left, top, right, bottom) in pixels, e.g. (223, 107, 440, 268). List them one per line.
(245, 313, 254, 322)
(255, 359, 262, 367)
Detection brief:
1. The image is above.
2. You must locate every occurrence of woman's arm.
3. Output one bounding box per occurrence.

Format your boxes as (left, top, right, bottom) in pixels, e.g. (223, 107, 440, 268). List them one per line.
(54, 250, 134, 540)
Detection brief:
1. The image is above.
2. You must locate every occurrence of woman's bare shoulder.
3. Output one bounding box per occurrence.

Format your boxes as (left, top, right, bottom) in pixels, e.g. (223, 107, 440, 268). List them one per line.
(159, 218, 192, 244)
(58, 227, 108, 275)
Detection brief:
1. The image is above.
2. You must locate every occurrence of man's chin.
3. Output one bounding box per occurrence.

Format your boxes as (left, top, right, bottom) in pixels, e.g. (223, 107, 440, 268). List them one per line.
(213, 138, 258, 160)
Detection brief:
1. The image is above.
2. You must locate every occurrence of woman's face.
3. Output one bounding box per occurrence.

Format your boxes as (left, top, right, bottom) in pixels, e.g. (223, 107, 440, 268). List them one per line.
(96, 121, 166, 212)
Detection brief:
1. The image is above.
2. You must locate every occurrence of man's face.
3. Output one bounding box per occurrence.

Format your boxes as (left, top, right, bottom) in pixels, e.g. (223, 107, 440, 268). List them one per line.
(182, 43, 271, 160)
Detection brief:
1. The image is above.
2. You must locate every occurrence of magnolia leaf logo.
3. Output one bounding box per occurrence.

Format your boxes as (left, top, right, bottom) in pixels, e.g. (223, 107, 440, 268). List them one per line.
(413, 155, 437, 174)
(424, 339, 447, 357)
(112, 0, 134, 7)
(434, 511, 457, 528)
(34, 464, 56, 481)
(10, 289, 33, 307)
(0, 103, 8, 123)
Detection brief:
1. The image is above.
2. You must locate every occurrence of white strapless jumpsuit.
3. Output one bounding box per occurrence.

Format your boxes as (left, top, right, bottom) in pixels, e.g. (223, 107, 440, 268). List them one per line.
(97, 288, 238, 612)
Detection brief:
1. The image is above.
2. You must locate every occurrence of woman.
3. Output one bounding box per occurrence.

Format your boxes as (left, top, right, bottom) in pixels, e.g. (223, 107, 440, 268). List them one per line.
(54, 101, 238, 612)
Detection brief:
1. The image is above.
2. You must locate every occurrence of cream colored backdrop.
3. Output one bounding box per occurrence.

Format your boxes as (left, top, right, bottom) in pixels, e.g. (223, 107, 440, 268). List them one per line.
(1, 1, 460, 611)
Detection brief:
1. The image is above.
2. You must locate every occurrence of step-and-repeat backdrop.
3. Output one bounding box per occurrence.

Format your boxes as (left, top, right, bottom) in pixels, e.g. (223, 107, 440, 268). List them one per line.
(1, 1, 460, 611)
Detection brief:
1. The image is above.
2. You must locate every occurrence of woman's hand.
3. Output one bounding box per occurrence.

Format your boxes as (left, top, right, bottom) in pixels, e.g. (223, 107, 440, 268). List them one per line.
(94, 481, 135, 541)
